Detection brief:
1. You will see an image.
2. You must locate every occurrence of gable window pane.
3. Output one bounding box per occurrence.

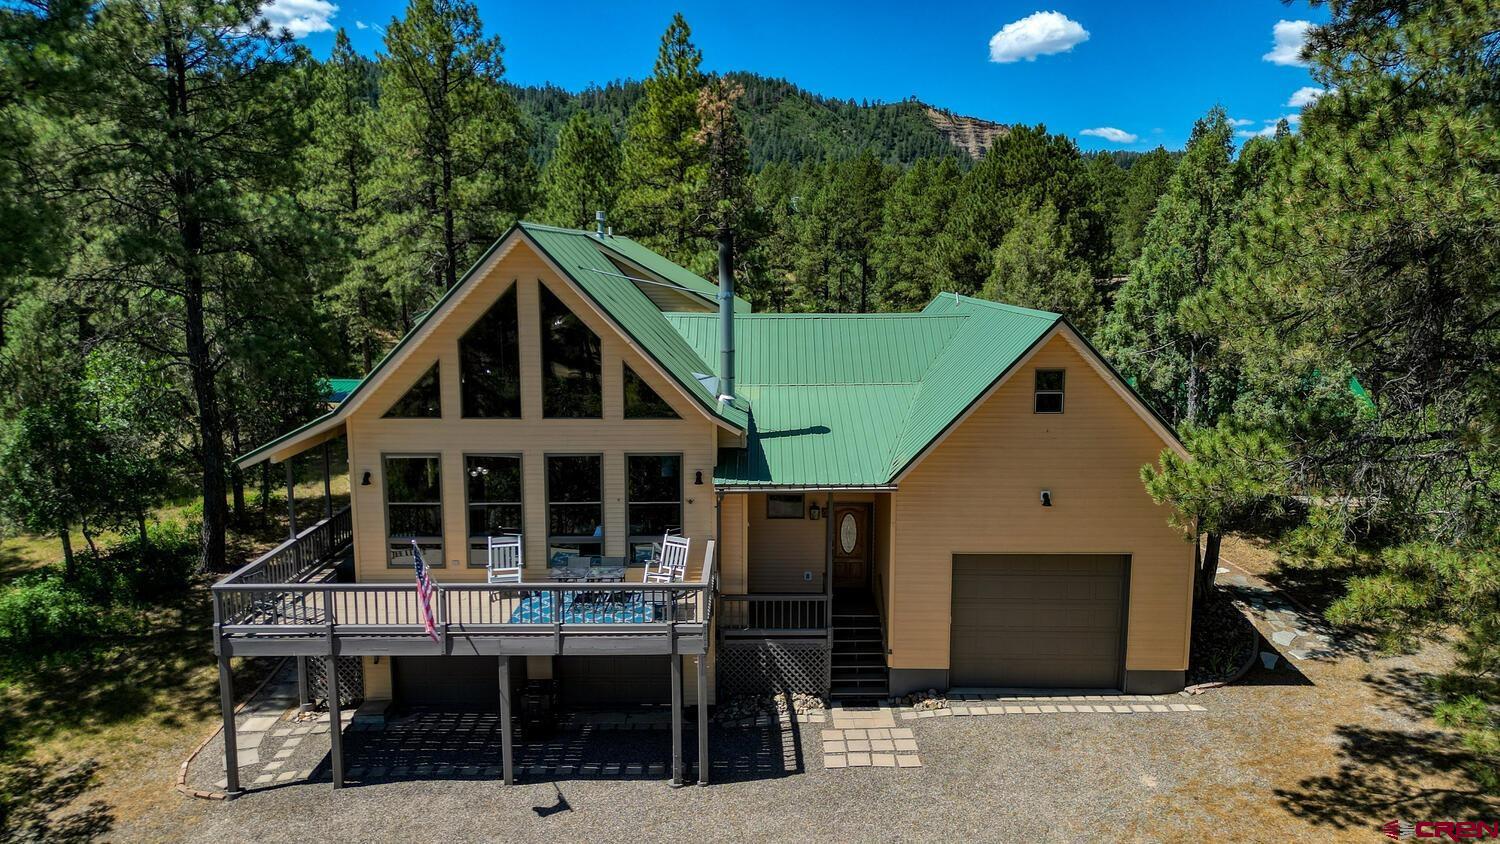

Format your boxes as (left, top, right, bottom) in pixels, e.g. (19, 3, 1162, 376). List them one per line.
(624, 364, 680, 419)
(547, 455, 602, 560)
(627, 455, 681, 565)
(385, 455, 442, 567)
(540, 285, 602, 418)
(384, 364, 442, 418)
(460, 286, 521, 418)
(1035, 369, 1065, 414)
(465, 454, 522, 567)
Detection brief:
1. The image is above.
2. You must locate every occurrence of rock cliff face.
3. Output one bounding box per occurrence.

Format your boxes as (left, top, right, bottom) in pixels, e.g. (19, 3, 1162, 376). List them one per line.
(924, 106, 1010, 158)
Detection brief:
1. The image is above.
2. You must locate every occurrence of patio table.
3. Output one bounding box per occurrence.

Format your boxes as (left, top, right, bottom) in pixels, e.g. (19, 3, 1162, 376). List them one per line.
(548, 554, 628, 583)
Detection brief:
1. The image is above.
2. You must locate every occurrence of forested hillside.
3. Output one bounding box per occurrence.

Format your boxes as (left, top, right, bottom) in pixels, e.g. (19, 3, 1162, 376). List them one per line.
(0, 0, 1496, 795)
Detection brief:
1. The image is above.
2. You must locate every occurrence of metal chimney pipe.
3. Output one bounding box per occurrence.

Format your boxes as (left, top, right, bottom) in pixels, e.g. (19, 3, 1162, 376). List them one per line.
(716, 231, 736, 402)
(595, 210, 606, 239)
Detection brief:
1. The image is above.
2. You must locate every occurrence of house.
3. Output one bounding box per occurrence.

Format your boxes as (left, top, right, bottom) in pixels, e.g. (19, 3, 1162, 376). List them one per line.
(216, 220, 1193, 793)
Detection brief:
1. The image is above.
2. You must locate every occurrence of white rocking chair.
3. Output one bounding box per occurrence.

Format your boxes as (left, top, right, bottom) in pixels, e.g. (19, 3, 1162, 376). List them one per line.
(644, 534, 690, 583)
(487, 534, 523, 586)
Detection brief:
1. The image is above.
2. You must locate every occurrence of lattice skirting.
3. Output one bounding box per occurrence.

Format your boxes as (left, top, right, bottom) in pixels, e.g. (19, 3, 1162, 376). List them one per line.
(719, 639, 830, 698)
(306, 655, 364, 708)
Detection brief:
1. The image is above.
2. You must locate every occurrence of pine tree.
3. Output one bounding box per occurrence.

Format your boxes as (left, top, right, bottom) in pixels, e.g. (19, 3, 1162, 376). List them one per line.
(538, 111, 621, 229)
(368, 0, 534, 304)
(615, 13, 707, 268)
(874, 156, 960, 311)
(822, 150, 892, 312)
(306, 29, 383, 372)
(1112, 147, 1176, 271)
(1100, 108, 1240, 428)
(981, 202, 1100, 331)
(56, 0, 319, 571)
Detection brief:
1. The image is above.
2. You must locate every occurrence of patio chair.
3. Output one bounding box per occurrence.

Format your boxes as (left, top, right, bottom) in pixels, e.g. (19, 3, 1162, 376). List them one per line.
(487, 534, 523, 585)
(644, 534, 690, 584)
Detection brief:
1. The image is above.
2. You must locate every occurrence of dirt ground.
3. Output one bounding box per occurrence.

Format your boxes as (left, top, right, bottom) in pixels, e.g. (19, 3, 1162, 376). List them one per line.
(54, 539, 1500, 842)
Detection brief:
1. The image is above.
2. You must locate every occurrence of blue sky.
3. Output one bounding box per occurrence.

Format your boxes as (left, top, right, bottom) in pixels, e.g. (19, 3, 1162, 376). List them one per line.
(266, 0, 1330, 151)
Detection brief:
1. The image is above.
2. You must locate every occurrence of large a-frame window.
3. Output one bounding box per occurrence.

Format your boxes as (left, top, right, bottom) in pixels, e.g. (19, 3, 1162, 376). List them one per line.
(540, 285, 602, 418)
(460, 285, 521, 418)
(383, 363, 441, 418)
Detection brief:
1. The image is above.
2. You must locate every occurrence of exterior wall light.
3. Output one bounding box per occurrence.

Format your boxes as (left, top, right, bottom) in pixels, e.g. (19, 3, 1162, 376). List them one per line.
(361, 471, 372, 486)
(809, 502, 822, 520)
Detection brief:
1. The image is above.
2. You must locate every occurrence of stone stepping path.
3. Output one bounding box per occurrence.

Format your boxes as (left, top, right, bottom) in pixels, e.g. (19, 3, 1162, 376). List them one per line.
(1218, 559, 1343, 669)
(821, 703, 921, 770)
(896, 692, 1205, 719)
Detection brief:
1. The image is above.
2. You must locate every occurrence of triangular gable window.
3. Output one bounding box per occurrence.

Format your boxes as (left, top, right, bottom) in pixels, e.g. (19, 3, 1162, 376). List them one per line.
(624, 364, 679, 419)
(384, 363, 442, 418)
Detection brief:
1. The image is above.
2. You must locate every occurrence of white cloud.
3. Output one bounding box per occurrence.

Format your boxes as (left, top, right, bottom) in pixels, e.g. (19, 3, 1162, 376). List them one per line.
(1228, 117, 1256, 127)
(354, 19, 368, 30)
(1236, 124, 1279, 139)
(989, 11, 1089, 63)
(1079, 127, 1138, 144)
(1263, 19, 1313, 66)
(1287, 86, 1329, 107)
(258, 0, 337, 38)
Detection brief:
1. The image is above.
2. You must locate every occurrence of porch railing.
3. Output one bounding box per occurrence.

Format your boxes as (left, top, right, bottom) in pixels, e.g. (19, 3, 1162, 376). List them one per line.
(717, 593, 829, 637)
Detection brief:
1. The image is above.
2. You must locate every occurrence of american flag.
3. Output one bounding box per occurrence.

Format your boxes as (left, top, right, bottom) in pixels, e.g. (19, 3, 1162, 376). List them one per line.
(411, 541, 440, 643)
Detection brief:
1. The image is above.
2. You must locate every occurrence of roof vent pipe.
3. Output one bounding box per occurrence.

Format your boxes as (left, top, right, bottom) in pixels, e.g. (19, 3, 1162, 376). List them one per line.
(716, 232, 736, 402)
(595, 210, 606, 239)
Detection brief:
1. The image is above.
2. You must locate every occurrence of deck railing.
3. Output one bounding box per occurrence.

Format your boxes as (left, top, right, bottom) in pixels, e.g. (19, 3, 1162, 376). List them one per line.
(220, 505, 353, 588)
(212, 538, 719, 647)
(717, 593, 829, 637)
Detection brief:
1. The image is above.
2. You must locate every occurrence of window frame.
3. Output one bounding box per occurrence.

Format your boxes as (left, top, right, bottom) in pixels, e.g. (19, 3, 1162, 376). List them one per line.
(463, 453, 524, 568)
(1034, 368, 1066, 414)
(544, 453, 604, 561)
(383, 452, 444, 568)
(766, 493, 806, 520)
(382, 363, 442, 419)
(539, 283, 603, 419)
(458, 284, 522, 419)
(626, 453, 683, 567)
(623, 362, 681, 420)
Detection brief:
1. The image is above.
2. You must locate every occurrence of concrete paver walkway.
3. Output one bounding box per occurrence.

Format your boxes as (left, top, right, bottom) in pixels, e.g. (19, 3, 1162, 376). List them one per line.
(821, 703, 921, 770)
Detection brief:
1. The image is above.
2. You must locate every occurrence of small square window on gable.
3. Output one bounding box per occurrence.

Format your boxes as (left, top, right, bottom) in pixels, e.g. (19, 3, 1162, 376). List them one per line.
(384, 363, 442, 418)
(1034, 369, 1065, 414)
(623, 363, 680, 419)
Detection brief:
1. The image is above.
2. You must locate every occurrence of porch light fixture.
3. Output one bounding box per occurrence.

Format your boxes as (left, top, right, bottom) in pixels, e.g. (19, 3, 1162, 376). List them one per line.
(809, 502, 822, 520)
(361, 471, 372, 486)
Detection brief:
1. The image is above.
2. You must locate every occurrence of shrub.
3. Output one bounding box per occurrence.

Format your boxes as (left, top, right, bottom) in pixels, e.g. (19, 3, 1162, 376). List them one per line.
(0, 573, 105, 651)
(77, 521, 199, 603)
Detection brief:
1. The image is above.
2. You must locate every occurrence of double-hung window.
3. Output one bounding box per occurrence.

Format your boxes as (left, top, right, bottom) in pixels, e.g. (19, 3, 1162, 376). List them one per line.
(626, 454, 682, 565)
(546, 455, 603, 560)
(465, 454, 522, 567)
(385, 455, 443, 567)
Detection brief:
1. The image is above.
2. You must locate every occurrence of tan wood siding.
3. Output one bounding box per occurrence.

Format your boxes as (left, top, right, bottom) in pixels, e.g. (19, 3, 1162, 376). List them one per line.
(887, 334, 1193, 674)
(718, 493, 748, 594)
(343, 243, 718, 584)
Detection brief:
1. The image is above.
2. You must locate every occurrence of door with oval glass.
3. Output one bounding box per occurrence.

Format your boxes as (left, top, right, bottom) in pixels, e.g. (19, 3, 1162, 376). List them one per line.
(832, 504, 871, 589)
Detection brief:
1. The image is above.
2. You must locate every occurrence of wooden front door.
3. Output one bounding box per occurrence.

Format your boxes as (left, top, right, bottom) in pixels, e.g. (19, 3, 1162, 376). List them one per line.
(832, 504, 871, 589)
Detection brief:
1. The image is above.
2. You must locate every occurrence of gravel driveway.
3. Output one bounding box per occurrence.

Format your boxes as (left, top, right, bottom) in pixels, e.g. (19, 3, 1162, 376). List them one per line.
(122, 561, 1495, 844)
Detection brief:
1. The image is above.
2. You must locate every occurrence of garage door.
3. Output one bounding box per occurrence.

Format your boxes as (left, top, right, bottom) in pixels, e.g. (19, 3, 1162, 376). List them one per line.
(950, 554, 1127, 689)
(556, 656, 670, 708)
(392, 656, 504, 710)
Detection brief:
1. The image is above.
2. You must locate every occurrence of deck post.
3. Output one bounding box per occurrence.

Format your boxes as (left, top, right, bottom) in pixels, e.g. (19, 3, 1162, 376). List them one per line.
(670, 633, 684, 787)
(325, 655, 344, 788)
(696, 653, 708, 786)
(321, 442, 333, 519)
(285, 459, 298, 540)
(498, 656, 514, 786)
(296, 656, 312, 711)
(217, 653, 241, 795)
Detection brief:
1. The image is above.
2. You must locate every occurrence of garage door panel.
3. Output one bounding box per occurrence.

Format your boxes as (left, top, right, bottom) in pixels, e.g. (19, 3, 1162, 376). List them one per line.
(950, 554, 1128, 689)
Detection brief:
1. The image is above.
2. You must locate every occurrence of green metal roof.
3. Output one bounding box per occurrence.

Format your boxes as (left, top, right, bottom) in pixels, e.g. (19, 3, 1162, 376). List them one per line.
(666, 301, 1063, 488)
(518, 224, 748, 429)
(590, 233, 751, 312)
(320, 377, 362, 403)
